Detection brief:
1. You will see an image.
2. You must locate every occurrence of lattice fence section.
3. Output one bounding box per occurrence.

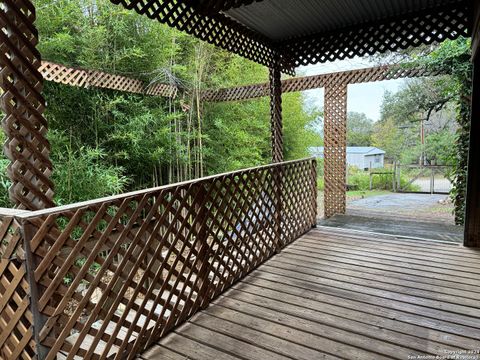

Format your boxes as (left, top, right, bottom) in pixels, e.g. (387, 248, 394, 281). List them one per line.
(202, 83, 269, 102)
(0, 0, 55, 211)
(0, 214, 35, 360)
(203, 65, 441, 102)
(39, 61, 178, 98)
(18, 158, 315, 360)
(324, 84, 347, 218)
(281, 160, 317, 244)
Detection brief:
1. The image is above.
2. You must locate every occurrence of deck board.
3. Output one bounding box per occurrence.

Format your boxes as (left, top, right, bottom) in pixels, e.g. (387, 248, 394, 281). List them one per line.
(319, 213, 463, 242)
(141, 227, 480, 360)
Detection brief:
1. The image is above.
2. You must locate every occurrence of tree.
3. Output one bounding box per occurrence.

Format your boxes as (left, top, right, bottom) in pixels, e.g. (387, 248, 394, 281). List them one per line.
(0, 0, 321, 207)
(347, 112, 373, 146)
(371, 118, 404, 161)
(377, 37, 471, 223)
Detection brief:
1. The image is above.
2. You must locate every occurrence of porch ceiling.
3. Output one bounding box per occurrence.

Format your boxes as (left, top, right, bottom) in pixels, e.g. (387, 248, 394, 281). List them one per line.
(225, 0, 457, 41)
(110, 0, 470, 73)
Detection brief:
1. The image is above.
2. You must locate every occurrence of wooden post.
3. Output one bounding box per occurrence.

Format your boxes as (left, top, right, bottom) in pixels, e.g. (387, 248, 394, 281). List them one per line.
(392, 161, 397, 192)
(268, 56, 283, 249)
(464, 37, 480, 247)
(430, 168, 435, 194)
(193, 183, 212, 308)
(323, 83, 347, 217)
(269, 56, 283, 163)
(397, 163, 402, 191)
(0, 0, 54, 210)
(22, 222, 50, 359)
(312, 158, 318, 227)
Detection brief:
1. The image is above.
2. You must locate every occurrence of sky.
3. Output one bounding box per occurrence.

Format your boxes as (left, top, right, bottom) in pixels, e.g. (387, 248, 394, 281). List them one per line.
(298, 56, 406, 122)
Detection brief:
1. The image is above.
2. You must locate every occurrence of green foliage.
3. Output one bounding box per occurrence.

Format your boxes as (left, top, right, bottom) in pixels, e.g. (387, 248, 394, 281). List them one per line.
(399, 129, 456, 166)
(0, 159, 12, 208)
(49, 131, 129, 205)
(283, 92, 321, 160)
(347, 112, 373, 146)
(0, 0, 320, 208)
(371, 118, 404, 161)
(317, 177, 324, 191)
(403, 38, 472, 224)
(347, 167, 419, 192)
(316, 158, 325, 190)
(203, 99, 270, 174)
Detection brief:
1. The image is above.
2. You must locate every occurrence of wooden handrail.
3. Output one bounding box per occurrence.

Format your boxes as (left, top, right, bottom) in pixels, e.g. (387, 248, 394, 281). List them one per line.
(17, 157, 315, 219)
(1, 158, 317, 359)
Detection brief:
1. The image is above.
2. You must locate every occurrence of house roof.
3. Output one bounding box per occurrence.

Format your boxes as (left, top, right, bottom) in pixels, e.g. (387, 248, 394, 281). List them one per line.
(310, 146, 385, 156)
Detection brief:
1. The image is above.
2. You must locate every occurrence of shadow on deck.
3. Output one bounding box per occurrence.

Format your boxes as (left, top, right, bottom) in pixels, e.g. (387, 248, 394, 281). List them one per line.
(318, 210, 463, 243)
(140, 226, 480, 360)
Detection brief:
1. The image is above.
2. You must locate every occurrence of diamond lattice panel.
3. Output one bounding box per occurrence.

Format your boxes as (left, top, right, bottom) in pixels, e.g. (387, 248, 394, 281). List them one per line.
(282, 3, 469, 69)
(39, 61, 177, 98)
(202, 65, 441, 102)
(0, 0, 55, 210)
(109, 0, 279, 70)
(25, 159, 316, 360)
(0, 215, 35, 360)
(323, 84, 347, 218)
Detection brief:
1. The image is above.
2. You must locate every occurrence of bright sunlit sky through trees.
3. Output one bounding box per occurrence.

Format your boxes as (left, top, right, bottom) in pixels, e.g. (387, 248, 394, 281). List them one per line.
(299, 56, 406, 122)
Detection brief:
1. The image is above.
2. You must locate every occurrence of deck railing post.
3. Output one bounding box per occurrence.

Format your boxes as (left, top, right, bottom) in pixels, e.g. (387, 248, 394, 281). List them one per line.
(269, 55, 284, 250)
(0, 0, 55, 210)
(22, 221, 50, 359)
(464, 38, 480, 247)
(269, 55, 283, 163)
(273, 164, 283, 251)
(193, 182, 213, 308)
(312, 158, 318, 227)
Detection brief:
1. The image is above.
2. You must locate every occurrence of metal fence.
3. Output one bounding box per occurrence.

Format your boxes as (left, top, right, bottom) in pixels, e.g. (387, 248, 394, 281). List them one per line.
(396, 165, 452, 194)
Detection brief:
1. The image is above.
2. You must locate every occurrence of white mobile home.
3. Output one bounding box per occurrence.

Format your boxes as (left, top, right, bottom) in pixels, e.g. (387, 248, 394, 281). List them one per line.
(310, 146, 385, 170)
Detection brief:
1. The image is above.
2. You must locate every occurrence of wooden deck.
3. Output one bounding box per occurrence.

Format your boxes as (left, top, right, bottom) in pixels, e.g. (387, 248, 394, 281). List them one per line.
(319, 212, 463, 243)
(140, 227, 480, 360)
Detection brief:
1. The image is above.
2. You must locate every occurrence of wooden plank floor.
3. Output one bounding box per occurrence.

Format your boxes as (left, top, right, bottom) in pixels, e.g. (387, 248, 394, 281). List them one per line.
(140, 226, 480, 360)
(319, 211, 463, 242)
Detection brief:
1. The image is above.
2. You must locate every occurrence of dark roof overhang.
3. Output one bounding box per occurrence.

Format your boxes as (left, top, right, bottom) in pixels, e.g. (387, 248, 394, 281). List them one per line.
(110, 0, 471, 73)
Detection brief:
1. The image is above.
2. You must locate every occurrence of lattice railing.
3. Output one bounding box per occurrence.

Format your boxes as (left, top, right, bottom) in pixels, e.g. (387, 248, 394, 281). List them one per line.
(0, 158, 316, 360)
(0, 210, 35, 360)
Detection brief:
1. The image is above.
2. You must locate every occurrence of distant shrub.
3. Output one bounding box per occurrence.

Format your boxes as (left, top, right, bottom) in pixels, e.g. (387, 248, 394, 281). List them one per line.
(347, 167, 420, 192)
